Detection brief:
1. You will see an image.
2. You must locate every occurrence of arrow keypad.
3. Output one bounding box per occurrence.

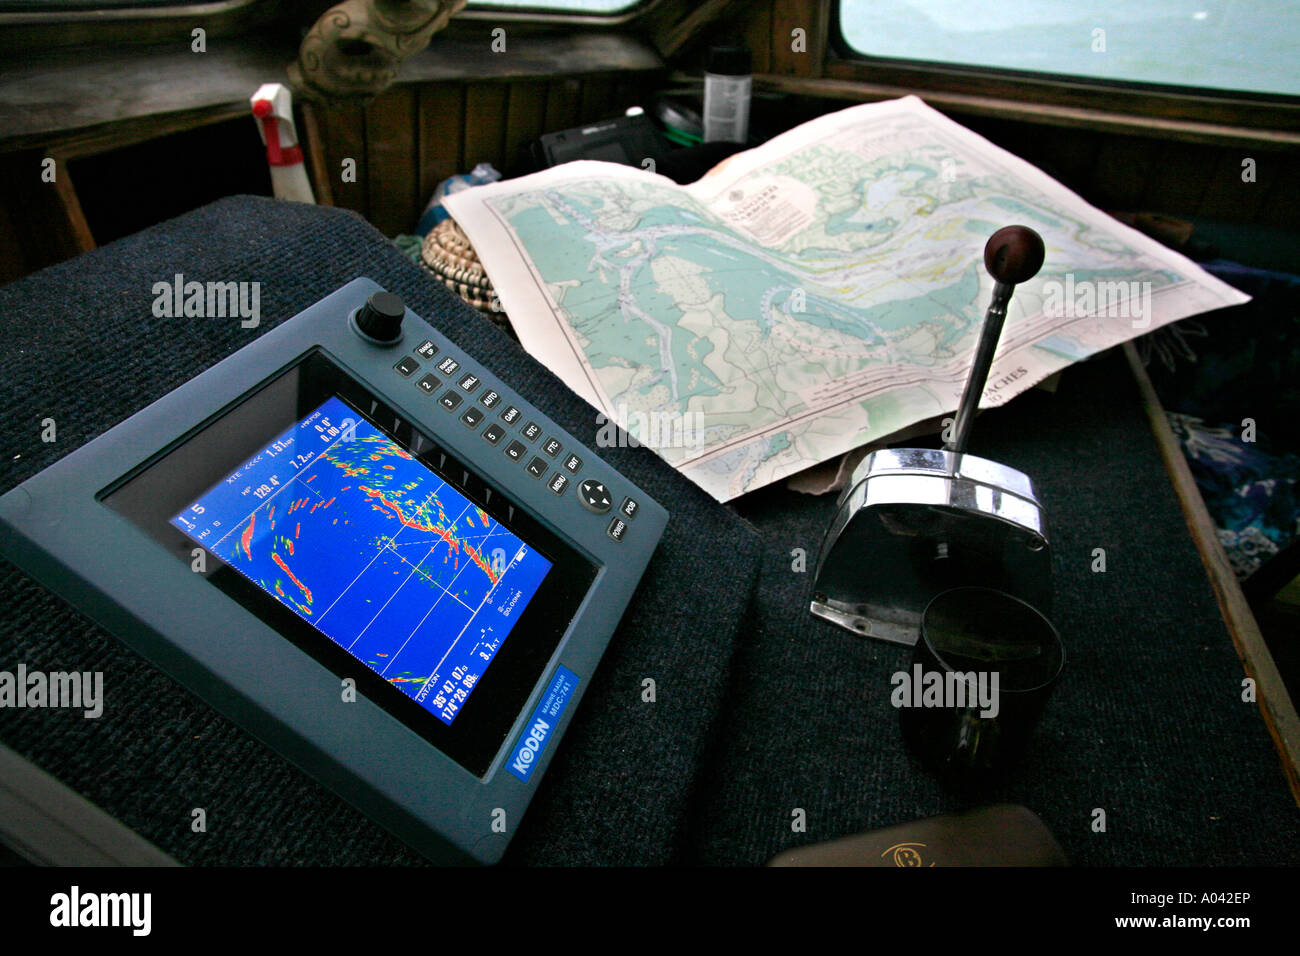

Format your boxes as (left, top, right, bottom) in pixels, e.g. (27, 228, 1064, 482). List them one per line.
(578, 479, 613, 515)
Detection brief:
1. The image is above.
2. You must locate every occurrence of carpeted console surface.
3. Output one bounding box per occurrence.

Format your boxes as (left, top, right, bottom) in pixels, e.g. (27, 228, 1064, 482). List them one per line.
(1, 196, 1295, 865)
(0, 196, 761, 865)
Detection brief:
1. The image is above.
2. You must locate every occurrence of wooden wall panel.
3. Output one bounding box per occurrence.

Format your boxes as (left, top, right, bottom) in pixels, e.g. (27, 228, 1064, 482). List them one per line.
(768, 0, 828, 77)
(316, 102, 368, 220)
(365, 87, 419, 237)
(462, 82, 509, 175)
(297, 103, 334, 207)
(304, 71, 659, 234)
(418, 83, 466, 205)
(544, 77, 583, 134)
(504, 79, 548, 172)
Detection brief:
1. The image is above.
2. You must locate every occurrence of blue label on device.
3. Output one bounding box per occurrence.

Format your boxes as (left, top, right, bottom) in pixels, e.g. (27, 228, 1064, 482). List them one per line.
(507, 665, 579, 781)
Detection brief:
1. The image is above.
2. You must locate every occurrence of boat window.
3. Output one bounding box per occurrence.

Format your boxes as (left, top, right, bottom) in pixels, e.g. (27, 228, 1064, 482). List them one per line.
(838, 0, 1300, 97)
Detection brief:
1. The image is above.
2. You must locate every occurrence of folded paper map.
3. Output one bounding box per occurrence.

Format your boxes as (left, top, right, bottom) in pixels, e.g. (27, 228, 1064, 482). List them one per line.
(445, 95, 1249, 501)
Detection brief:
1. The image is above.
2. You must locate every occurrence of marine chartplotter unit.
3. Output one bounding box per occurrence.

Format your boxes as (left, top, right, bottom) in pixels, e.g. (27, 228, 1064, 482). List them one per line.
(0, 278, 668, 864)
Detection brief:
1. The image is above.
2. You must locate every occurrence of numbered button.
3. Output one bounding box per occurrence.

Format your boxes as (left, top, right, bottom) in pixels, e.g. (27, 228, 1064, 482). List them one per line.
(578, 479, 612, 514)
(504, 440, 527, 463)
(482, 423, 505, 446)
(416, 374, 439, 394)
(438, 391, 463, 412)
(460, 407, 485, 428)
(394, 356, 420, 377)
(525, 457, 547, 479)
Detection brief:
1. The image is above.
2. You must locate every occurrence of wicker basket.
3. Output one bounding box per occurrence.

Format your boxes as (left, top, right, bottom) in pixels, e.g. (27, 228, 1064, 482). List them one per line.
(418, 218, 511, 331)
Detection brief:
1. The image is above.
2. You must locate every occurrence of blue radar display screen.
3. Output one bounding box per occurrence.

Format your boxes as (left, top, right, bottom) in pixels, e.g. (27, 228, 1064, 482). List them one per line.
(170, 396, 552, 725)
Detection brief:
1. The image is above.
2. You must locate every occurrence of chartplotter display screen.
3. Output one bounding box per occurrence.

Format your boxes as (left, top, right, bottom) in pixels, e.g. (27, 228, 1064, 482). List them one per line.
(102, 350, 597, 775)
(172, 395, 552, 727)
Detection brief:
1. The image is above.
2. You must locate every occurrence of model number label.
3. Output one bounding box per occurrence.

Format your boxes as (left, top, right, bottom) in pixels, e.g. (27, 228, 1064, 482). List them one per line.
(507, 666, 579, 781)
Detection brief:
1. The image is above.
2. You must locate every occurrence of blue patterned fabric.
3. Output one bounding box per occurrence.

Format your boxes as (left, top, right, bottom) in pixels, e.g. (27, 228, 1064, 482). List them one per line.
(1166, 413, 1300, 578)
(1145, 260, 1300, 582)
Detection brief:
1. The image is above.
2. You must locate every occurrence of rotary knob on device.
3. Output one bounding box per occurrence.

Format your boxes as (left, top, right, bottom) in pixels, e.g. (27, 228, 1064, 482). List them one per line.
(353, 290, 405, 344)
